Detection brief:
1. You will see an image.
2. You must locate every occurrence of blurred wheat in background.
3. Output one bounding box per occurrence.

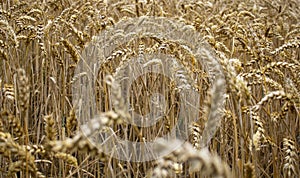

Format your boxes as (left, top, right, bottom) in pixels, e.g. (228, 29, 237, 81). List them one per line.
(0, 0, 299, 177)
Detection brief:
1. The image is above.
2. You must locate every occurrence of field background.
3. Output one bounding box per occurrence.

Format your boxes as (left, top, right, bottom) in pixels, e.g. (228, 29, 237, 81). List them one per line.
(0, 0, 299, 177)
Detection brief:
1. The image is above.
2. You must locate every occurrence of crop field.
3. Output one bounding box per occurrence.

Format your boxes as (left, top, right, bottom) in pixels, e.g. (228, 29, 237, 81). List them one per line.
(0, 0, 299, 177)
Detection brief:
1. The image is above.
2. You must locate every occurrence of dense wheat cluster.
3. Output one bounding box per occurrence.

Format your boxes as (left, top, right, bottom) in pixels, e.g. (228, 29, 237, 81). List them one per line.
(0, 0, 299, 177)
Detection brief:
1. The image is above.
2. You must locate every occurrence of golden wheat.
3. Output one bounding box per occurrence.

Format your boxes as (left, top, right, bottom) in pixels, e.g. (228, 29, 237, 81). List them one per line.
(0, 0, 299, 177)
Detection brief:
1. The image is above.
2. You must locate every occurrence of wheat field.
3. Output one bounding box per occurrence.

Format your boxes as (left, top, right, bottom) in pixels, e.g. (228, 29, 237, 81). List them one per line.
(0, 0, 299, 177)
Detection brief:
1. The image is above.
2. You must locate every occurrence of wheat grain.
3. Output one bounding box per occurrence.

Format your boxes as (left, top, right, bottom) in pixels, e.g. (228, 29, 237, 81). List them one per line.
(283, 138, 299, 178)
(44, 114, 56, 141)
(66, 108, 78, 137)
(152, 139, 232, 178)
